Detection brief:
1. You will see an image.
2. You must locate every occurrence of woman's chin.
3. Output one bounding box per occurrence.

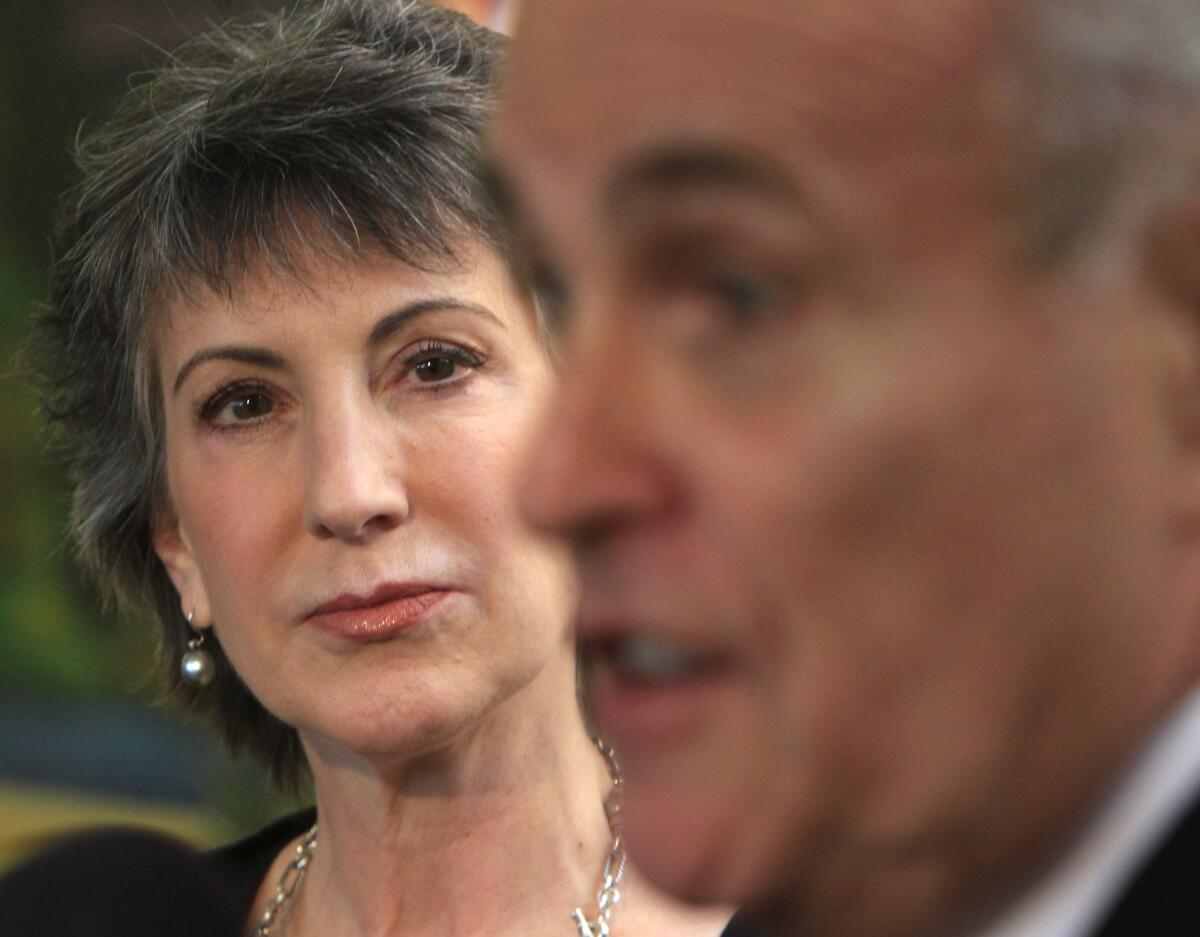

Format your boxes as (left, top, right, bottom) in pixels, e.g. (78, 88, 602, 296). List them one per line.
(295, 678, 514, 772)
(259, 621, 573, 777)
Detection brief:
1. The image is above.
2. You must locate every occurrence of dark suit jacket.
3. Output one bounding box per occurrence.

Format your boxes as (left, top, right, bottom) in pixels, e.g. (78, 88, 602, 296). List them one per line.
(1090, 788, 1200, 936)
(671, 787, 1200, 937)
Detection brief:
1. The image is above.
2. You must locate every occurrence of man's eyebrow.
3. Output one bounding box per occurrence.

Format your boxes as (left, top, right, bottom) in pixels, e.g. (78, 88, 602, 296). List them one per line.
(172, 299, 505, 395)
(604, 143, 803, 223)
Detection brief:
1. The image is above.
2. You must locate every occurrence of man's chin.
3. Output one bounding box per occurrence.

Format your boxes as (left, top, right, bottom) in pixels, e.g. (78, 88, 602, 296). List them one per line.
(619, 779, 791, 907)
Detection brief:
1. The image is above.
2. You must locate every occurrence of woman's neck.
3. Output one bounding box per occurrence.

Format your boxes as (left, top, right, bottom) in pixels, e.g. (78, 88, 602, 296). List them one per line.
(278, 656, 616, 937)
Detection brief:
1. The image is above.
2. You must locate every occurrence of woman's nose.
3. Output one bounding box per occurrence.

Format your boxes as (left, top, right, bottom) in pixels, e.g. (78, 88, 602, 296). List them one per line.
(302, 402, 410, 543)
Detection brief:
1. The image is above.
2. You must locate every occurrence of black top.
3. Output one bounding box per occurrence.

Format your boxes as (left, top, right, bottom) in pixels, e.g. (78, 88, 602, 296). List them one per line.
(207, 807, 765, 936)
(4, 786, 1197, 937)
(0, 803, 762, 936)
(206, 807, 317, 927)
(0, 824, 244, 937)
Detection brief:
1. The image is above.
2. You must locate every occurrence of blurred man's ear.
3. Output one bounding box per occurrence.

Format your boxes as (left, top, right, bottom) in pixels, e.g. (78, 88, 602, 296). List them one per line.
(1145, 199, 1200, 529)
(1148, 199, 1200, 320)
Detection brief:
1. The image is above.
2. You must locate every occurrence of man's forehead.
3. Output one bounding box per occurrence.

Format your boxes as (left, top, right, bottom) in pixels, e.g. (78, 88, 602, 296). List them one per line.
(498, 0, 1018, 262)
(503, 0, 1014, 193)
(507, 0, 1010, 125)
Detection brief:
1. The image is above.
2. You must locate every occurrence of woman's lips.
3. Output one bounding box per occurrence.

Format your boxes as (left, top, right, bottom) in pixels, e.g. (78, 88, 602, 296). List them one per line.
(304, 587, 452, 641)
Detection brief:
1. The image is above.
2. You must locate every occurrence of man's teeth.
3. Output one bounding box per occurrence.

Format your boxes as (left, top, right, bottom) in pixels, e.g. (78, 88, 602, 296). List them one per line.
(611, 635, 705, 681)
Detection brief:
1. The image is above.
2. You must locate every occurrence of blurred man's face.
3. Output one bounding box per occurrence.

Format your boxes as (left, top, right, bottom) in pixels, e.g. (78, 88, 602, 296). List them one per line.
(498, 0, 1186, 928)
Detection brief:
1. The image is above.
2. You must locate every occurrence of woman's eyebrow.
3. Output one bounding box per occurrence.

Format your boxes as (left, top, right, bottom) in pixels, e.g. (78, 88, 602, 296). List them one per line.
(366, 297, 506, 348)
(171, 299, 506, 396)
(172, 347, 284, 396)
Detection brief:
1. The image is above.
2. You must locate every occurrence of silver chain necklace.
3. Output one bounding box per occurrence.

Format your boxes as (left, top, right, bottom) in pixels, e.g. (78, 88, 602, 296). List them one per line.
(573, 739, 626, 937)
(254, 822, 318, 935)
(255, 739, 626, 937)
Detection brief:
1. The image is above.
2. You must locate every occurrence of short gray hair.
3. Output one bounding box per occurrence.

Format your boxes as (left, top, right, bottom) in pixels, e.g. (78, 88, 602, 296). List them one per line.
(25, 0, 506, 789)
(1003, 0, 1200, 264)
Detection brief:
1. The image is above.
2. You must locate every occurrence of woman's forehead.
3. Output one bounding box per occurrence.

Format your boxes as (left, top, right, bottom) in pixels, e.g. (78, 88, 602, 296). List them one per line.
(150, 239, 532, 380)
(150, 236, 499, 336)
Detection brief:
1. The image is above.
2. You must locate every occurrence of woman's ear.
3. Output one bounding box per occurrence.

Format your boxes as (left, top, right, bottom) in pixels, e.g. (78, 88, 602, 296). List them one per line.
(152, 499, 212, 628)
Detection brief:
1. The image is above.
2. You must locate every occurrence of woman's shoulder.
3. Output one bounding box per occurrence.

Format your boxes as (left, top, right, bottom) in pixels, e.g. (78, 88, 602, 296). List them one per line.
(204, 806, 317, 917)
(206, 807, 316, 876)
(0, 824, 246, 936)
(0, 808, 317, 937)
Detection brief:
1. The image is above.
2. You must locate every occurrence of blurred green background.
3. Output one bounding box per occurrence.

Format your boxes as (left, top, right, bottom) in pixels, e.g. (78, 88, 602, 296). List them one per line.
(0, 0, 437, 870)
(2, 0, 511, 872)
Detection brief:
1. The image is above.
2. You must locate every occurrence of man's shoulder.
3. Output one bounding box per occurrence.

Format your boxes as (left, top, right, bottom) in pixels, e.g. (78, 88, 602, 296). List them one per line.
(1093, 789, 1200, 936)
(719, 909, 775, 937)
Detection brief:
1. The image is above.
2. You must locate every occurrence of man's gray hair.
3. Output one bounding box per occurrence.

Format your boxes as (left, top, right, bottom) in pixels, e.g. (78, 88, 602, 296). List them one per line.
(24, 0, 505, 789)
(1007, 0, 1200, 263)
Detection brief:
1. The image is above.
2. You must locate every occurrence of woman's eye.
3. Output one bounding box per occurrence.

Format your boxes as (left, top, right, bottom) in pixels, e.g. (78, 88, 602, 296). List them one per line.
(226, 392, 274, 420)
(198, 383, 278, 429)
(400, 341, 484, 388)
(413, 355, 459, 383)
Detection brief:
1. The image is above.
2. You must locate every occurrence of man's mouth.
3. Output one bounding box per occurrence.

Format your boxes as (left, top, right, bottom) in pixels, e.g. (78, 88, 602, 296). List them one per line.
(581, 632, 739, 752)
(595, 634, 728, 684)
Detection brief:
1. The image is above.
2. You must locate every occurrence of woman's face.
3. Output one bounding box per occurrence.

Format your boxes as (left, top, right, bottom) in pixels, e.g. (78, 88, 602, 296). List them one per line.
(153, 243, 577, 761)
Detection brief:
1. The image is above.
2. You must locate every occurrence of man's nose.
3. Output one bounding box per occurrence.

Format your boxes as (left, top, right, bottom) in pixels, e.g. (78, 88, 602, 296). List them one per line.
(520, 304, 678, 542)
(303, 395, 410, 543)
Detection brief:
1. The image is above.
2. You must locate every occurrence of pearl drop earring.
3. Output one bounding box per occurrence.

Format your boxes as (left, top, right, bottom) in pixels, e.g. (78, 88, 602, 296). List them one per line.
(180, 610, 216, 687)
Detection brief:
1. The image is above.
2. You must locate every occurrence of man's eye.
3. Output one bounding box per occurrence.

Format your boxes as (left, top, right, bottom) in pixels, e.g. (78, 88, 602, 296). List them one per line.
(706, 268, 782, 324)
(528, 262, 571, 338)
